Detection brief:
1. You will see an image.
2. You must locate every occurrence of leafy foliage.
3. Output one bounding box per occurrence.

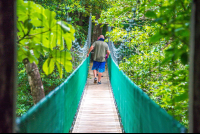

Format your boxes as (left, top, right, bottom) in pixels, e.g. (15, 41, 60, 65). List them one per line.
(38, 55, 72, 95)
(16, 0, 75, 116)
(16, 62, 33, 116)
(17, 0, 75, 77)
(16, 0, 191, 128)
(32, 0, 110, 46)
(96, 0, 191, 128)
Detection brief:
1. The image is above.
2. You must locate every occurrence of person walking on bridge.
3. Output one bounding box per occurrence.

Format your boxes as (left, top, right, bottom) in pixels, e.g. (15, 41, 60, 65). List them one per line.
(87, 35, 110, 84)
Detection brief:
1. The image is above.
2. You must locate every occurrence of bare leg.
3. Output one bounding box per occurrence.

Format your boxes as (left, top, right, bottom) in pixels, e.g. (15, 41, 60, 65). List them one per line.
(93, 70, 97, 78)
(98, 72, 102, 82)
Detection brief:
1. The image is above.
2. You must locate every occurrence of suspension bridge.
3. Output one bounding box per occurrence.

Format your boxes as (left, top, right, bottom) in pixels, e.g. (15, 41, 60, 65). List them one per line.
(3, 0, 200, 133)
(13, 14, 187, 133)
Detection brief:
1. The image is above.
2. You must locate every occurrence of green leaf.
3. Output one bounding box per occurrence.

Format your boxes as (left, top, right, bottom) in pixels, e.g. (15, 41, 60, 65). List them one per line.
(42, 58, 55, 75)
(18, 46, 27, 62)
(63, 60, 72, 72)
(52, 50, 72, 72)
(181, 52, 188, 65)
(17, 0, 27, 21)
(30, 18, 43, 27)
(175, 91, 188, 102)
(64, 37, 72, 50)
(41, 33, 57, 50)
(56, 62, 63, 78)
(161, 55, 173, 65)
(145, 11, 157, 18)
(180, 30, 190, 37)
(18, 54, 27, 62)
(44, 9, 56, 20)
(28, 53, 39, 64)
(149, 32, 163, 43)
(33, 50, 40, 58)
(165, 47, 174, 52)
(43, 9, 57, 28)
(57, 21, 70, 33)
(17, 22, 25, 36)
(52, 50, 72, 60)
(24, 19, 33, 31)
(54, 33, 65, 50)
(175, 27, 184, 32)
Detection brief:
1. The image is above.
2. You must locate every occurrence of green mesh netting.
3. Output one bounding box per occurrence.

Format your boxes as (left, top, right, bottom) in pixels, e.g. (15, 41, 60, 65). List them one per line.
(16, 56, 90, 133)
(107, 56, 186, 133)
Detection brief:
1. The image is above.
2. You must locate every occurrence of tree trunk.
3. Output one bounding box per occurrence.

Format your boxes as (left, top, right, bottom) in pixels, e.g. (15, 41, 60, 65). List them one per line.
(23, 58, 45, 105)
(189, 0, 200, 132)
(0, 0, 16, 132)
(90, 13, 104, 61)
(91, 13, 103, 43)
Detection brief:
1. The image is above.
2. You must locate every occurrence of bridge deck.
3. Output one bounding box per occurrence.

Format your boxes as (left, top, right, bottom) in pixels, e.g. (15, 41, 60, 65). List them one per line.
(72, 63, 122, 133)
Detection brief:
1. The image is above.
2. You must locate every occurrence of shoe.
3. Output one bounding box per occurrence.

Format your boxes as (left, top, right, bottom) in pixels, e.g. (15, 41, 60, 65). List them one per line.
(98, 81, 101, 84)
(94, 77, 97, 83)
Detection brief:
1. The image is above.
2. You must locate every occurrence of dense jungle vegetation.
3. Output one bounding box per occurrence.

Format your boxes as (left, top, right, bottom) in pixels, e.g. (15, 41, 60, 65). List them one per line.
(17, 0, 191, 129)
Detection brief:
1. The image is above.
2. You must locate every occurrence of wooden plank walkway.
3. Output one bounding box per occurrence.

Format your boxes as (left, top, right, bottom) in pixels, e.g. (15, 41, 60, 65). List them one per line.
(72, 63, 122, 133)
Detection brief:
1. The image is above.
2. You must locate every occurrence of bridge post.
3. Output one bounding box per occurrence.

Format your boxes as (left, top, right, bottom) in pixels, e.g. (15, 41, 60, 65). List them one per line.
(88, 13, 93, 62)
(0, 0, 17, 133)
(189, 0, 200, 133)
(88, 13, 92, 47)
(107, 26, 112, 50)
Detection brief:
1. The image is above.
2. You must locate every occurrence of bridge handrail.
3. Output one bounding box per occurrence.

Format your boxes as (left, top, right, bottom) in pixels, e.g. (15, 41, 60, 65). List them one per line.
(15, 14, 92, 133)
(107, 43, 187, 133)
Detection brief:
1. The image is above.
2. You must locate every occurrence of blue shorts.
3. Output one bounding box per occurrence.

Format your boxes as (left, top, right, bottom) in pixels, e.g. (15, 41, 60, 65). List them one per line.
(92, 61, 106, 73)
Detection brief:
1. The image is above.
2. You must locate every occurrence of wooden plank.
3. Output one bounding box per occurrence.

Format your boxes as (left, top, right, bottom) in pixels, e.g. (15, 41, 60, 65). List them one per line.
(74, 124, 121, 128)
(74, 130, 121, 133)
(71, 66, 122, 133)
(75, 114, 119, 117)
(77, 108, 117, 111)
(74, 121, 121, 124)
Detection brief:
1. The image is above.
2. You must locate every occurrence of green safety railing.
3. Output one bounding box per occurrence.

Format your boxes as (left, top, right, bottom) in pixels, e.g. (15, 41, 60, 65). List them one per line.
(107, 56, 187, 133)
(16, 56, 90, 133)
